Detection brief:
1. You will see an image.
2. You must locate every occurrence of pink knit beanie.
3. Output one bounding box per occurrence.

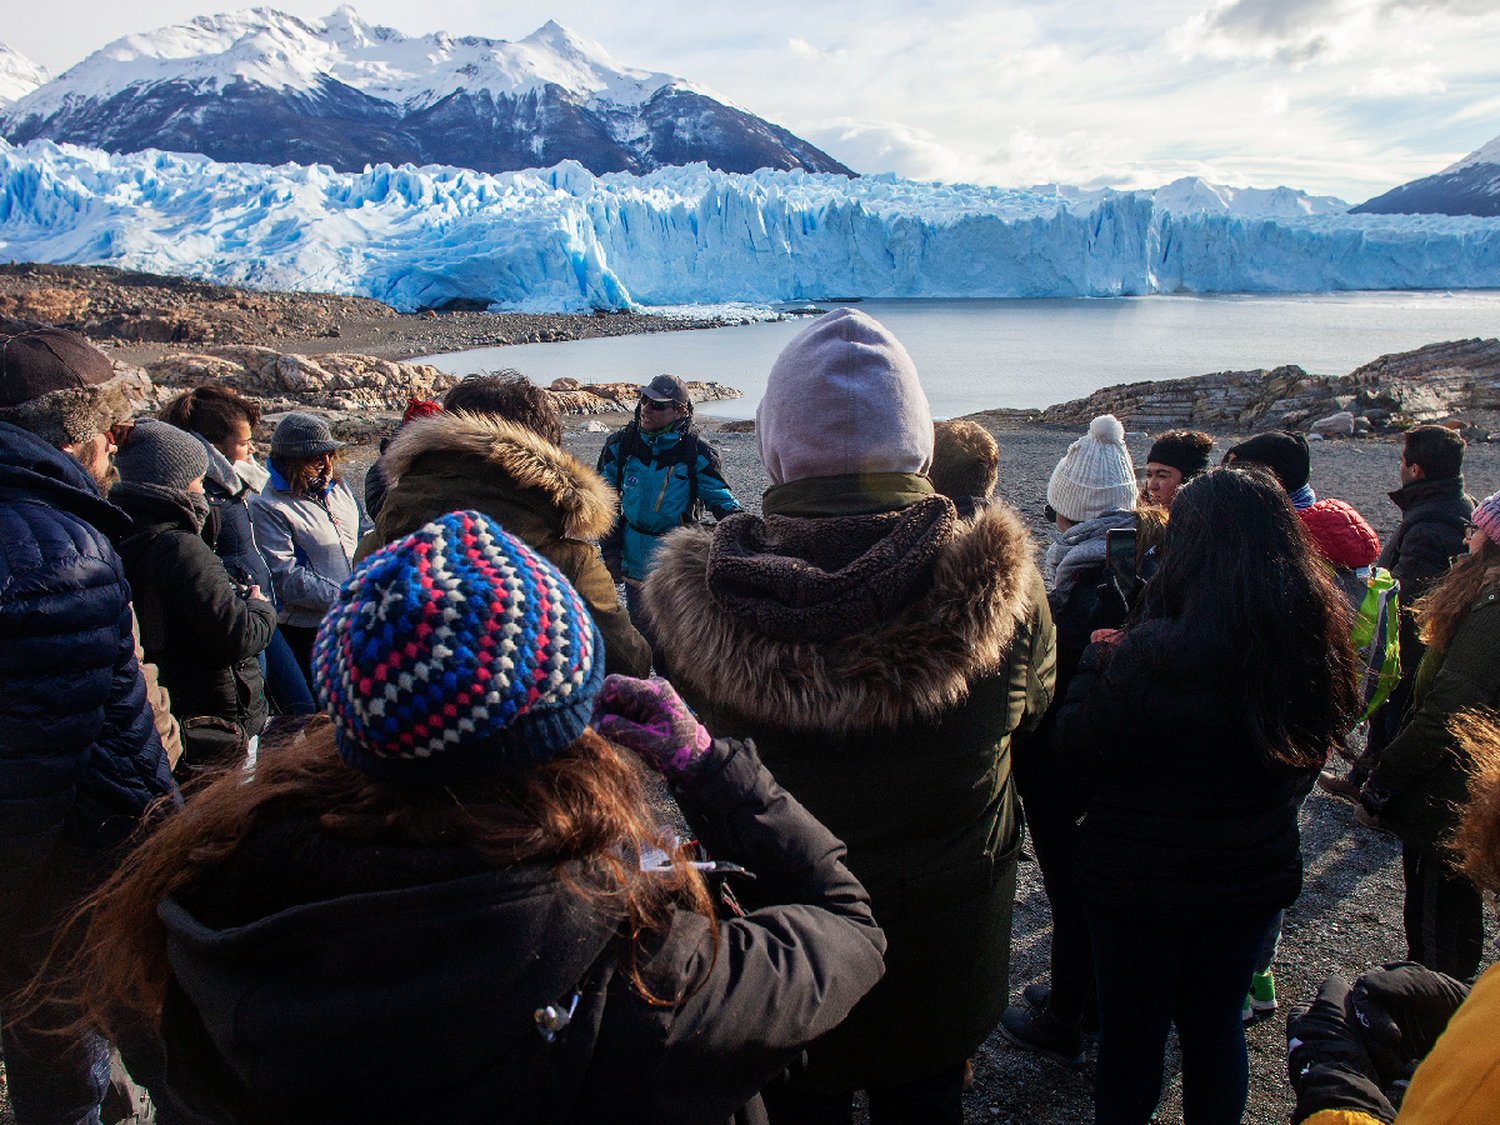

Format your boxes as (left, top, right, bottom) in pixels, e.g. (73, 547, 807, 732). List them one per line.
(1473, 490, 1500, 546)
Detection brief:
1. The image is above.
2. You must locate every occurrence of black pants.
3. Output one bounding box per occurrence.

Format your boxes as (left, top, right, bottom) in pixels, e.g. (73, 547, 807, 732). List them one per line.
(760, 1062, 967, 1125)
(1402, 843, 1484, 982)
(1023, 794, 1096, 1023)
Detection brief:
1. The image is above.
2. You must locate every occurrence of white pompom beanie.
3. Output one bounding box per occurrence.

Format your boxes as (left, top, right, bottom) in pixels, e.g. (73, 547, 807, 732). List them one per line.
(1046, 414, 1138, 523)
(757, 308, 933, 485)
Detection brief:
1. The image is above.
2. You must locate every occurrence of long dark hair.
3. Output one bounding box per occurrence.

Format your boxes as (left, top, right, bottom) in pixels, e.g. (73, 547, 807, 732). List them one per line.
(67, 718, 715, 1031)
(1137, 467, 1359, 768)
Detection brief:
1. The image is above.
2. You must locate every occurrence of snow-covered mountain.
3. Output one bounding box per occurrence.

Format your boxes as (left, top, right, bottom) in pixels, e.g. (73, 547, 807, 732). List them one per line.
(0, 45, 49, 106)
(5, 139, 1496, 313)
(0, 8, 852, 177)
(1352, 133, 1500, 217)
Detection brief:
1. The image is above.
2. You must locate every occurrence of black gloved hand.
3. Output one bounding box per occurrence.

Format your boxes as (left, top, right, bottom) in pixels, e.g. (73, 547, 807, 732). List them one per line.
(1360, 779, 1395, 817)
(1350, 961, 1470, 1085)
(1287, 975, 1377, 1090)
(1286, 974, 1399, 1122)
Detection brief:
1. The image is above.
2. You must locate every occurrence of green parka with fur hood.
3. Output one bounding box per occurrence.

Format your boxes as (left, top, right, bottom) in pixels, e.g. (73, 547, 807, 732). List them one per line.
(354, 410, 650, 678)
(645, 477, 1055, 1090)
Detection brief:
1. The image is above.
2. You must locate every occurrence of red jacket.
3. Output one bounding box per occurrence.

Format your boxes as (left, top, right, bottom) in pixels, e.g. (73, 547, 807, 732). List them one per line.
(1299, 499, 1381, 569)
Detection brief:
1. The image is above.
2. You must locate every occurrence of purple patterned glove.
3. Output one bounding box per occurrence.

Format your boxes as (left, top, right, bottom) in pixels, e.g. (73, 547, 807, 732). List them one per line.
(591, 675, 713, 779)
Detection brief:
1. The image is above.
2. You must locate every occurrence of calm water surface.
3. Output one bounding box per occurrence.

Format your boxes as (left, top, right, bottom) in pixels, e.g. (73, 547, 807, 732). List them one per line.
(419, 293, 1500, 420)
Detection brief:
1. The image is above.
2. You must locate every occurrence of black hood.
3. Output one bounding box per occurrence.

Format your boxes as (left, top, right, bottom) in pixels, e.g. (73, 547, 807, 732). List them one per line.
(160, 820, 624, 1118)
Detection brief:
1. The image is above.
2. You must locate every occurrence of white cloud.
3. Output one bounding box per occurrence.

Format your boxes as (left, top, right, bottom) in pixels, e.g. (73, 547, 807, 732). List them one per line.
(1351, 63, 1446, 94)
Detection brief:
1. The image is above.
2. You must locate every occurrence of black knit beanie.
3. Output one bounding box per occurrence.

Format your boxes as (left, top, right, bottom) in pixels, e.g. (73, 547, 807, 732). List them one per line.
(1146, 430, 1214, 479)
(1224, 431, 1310, 493)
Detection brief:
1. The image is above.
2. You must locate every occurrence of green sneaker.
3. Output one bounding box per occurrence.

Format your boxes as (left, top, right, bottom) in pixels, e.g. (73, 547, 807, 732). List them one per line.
(1248, 969, 1277, 1013)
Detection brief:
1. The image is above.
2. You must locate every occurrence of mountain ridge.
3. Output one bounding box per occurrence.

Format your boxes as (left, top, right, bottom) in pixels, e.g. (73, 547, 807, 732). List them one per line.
(0, 7, 854, 178)
(1352, 131, 1500, 217)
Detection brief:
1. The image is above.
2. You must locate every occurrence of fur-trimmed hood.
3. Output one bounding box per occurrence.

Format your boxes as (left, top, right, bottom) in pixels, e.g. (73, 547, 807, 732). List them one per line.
(381, 410, 617, 542)
(644, 501, 1041, 733)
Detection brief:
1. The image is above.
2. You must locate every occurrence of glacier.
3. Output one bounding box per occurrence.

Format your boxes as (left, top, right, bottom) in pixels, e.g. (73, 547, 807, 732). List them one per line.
(4, 138, 1500, 313)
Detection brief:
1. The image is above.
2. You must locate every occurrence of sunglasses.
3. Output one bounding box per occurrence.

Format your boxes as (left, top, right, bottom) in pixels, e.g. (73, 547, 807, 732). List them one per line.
(107, 419, 136, 447)
(640, 398, 680, 412)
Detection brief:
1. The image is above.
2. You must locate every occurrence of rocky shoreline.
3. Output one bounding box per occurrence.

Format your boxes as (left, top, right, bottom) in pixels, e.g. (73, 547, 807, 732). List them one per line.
(5, 263, 1499, 451)
(0, 262, 764, 367)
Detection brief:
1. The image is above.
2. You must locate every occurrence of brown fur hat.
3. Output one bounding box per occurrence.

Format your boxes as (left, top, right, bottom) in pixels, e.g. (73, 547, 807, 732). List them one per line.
(0, 329, 131, 447)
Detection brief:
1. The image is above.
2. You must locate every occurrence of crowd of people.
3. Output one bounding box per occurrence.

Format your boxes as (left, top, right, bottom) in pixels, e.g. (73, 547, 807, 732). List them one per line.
(0, 312, 1496, 1125)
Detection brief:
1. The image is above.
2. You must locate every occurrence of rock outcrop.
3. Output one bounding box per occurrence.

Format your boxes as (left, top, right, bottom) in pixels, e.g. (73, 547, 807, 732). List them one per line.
(147, 347, 459, 413)
(1025, 338, 1500, 435)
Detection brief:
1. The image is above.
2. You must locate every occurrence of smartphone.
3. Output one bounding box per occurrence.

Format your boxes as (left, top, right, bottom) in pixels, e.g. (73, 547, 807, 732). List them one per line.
(1106, 528, 1138, 584)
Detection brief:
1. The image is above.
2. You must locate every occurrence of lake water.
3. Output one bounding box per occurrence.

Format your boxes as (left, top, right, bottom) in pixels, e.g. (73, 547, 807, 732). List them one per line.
(418, 292, 1500, 420)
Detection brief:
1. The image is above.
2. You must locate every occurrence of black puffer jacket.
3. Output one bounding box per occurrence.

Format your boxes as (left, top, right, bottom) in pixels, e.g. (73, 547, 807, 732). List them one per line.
(0, 422, 174, 915)
(1053, 620, 1319, 919)
(157, 739, 885, 1125)
(110, 482, 276, 740)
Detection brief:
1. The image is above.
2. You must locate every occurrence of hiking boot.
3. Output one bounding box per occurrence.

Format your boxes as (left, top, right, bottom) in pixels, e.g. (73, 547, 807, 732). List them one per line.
(999, 1002, 1086, 1068)
(1022, 983, 1099, 1040)
(1317, 770, 1362, 803)
(1242, 969, 1276, 1023)
(1354, 805, 1397, 836)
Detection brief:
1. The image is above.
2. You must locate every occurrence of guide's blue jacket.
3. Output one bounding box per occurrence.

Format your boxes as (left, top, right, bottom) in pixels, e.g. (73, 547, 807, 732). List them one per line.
(597, 418, 740, 581)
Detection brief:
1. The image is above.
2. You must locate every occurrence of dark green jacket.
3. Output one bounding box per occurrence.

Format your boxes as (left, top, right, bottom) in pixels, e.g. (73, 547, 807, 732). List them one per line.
(644, 473, 1055, 1089)
(1374, 581, 1500, 852)
(353, 411, 650, 678)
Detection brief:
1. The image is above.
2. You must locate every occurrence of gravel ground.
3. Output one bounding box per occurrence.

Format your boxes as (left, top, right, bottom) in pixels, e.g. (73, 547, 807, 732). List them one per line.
(4, 422, 1496, 1125)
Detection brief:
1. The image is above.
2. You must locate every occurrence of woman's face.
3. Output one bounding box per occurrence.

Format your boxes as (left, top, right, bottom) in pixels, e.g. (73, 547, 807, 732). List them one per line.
(1466, 522, 1491, 555)
(215, 419, 254, 465)
(1143, 463, 1184, 507)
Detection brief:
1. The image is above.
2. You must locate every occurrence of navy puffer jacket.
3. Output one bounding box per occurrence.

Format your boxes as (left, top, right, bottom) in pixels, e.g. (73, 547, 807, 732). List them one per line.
(0, 422, 175, 914)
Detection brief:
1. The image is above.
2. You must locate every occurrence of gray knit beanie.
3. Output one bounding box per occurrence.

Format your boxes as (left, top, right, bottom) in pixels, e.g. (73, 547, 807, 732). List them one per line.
(757, 308, 933, 485)
(271, 412, 343, 458)
(114, 419, 209, 489)
(1046, 414, 1138, 523)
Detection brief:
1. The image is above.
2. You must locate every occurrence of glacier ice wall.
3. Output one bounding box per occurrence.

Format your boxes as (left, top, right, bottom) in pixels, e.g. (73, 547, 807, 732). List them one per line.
(3, 139, 1500, 312)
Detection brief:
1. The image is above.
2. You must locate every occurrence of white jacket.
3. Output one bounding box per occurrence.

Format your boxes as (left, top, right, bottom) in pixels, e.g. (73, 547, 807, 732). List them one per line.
(250, 478, 370, 628)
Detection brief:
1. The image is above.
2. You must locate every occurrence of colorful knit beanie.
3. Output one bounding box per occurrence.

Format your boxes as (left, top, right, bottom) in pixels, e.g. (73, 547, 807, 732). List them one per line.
(1046, 414, 1138, 523)
(312, 510, 605, 783)
(1473, 490, 1500, 546)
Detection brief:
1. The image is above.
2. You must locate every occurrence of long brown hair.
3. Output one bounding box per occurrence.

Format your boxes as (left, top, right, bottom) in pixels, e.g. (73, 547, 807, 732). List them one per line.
(1449, 708, 1500, 895)
(70, 717, 715, 1032)
(1416, 536, 1500, 652)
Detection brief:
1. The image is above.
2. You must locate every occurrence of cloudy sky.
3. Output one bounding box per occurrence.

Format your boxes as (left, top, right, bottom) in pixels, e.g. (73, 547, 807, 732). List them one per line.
(7, 0, 1500, 203)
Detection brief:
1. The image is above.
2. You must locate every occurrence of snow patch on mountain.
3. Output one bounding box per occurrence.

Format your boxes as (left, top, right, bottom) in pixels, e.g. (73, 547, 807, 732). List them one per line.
(0, 45, 48, 106)
(3, 139, 1498, 313)
(11, 8, 715, 119)
(1442, 133, 1500, 174)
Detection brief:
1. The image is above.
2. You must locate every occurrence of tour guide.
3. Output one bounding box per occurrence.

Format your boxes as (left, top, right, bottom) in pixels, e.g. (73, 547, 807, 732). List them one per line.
(597, 374, 741, 646)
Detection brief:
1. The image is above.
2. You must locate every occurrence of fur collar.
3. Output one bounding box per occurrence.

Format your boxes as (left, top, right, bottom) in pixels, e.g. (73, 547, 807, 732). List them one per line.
(381, 411, 617, 542)
(645, 502, 1040, 732)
